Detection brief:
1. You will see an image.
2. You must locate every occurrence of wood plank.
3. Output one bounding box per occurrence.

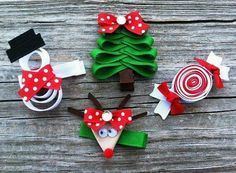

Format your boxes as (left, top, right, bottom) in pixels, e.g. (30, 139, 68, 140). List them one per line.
(1, 22, 236, 82)
(0, 0, 235, 172)
(0, 100, 235, 172)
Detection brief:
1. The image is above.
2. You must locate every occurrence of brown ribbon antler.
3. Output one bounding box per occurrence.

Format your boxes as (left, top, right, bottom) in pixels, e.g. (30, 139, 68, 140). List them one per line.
(67, 107, 84, 117)
(132, 112, 148, 120)
(118, 94, 131, 109)
(88, 93, 103, 110)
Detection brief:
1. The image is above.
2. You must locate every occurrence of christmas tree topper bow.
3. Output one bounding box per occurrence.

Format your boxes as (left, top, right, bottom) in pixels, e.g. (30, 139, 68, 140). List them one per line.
(97, 11, 149, 35)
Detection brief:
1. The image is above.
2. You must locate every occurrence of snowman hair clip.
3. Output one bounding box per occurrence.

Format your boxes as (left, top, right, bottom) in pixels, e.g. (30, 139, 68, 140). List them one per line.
(150, 52, 230, 120)
(6, 29, 86, 112)
(68, 93, 148, 159)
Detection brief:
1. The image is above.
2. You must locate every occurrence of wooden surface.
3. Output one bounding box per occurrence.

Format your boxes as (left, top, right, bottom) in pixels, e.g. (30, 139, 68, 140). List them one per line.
(0, 0, 236, 172)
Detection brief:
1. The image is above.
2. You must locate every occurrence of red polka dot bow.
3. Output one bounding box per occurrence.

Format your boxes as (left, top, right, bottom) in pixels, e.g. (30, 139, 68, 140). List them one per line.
(18, 64, 62, 101)
(84, 108, 133, 132)
(97, 11, 150, 35)
(158, 82, 185, 115)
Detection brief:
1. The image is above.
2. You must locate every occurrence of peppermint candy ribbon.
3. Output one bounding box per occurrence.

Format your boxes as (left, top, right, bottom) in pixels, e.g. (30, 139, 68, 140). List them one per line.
(18, 48, 86, 112)
(172, 64, 213, 103)
(97, 11, 149, 35)
(84, 108, 133, 132)
(150, 52, 230, 119)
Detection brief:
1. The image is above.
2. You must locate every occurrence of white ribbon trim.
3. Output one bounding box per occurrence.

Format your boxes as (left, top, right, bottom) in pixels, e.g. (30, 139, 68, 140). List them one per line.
(17, 48, 86, 112)
(150, 84, 172, 120)
(207, 51, 230, 81)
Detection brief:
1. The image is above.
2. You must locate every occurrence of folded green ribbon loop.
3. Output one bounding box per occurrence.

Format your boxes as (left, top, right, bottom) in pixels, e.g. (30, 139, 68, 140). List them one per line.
(79, 122, 148, 148)
(91, 27, 158, 79)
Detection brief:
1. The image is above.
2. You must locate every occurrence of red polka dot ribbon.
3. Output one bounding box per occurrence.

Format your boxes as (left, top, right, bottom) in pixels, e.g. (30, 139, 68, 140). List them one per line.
(18, 64, 62, 101)
(172, 64, 212, 103)
(83, 108, 133, 132)
(97, 11, 149, 35)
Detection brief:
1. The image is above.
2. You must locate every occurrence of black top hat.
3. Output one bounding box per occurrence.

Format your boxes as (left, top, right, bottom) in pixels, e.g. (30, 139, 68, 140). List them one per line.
(6, 29, 45, 63)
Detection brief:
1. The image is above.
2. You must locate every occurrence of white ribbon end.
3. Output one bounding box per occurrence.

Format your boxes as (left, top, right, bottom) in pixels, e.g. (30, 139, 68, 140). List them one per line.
(207, 51, 230, 81)
(150, 84, 171, 120)
(207, 51, 222, 66)
(53, 60, 86, 78)
(219, 66, 230, 81)
(154, 100, 171, 120)
(150, 84, 166, 100)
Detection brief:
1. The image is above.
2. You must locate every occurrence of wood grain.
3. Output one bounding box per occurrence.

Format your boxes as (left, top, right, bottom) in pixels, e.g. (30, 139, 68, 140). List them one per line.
(0, 0, 235, 172)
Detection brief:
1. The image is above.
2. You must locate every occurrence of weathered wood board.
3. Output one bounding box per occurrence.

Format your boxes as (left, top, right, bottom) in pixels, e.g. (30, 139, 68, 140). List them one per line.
(0, 0, 235, 172)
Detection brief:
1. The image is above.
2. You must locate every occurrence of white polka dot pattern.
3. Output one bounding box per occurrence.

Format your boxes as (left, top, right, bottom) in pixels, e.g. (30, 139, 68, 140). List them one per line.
(97, 11, 149, 35)
(18, 64, 62, 101)
(83, 108, 133, 132)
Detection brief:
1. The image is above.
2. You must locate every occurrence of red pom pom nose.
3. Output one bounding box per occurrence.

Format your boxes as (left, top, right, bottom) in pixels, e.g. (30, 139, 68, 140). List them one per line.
(103, 148, 114, 158)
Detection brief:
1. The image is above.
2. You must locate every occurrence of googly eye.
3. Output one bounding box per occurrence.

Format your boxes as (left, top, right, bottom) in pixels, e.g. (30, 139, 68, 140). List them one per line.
(108, 128, 118, 137)
(98, 128, 108, 138)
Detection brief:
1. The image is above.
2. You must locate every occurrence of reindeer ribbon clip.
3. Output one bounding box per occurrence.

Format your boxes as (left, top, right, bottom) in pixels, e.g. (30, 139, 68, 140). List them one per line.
(68, 93, 148, 159)
(150, 51, 230, 120)
(6, 29, 86, 112)
(98, 10, 149, 35)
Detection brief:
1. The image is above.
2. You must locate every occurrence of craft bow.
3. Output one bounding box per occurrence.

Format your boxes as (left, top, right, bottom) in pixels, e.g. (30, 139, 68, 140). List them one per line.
(97, 11, 149, 35)
(18, 64, 62, 101)
(84, 108, 133, 132)
(150, 82, 184, 120)
(195, 52, 230, 89)
(195, 58, 223, 88)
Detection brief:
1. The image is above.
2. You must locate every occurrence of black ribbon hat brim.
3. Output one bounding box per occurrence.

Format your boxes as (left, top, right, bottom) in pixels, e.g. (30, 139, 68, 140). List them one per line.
(6, 29, 45, 63)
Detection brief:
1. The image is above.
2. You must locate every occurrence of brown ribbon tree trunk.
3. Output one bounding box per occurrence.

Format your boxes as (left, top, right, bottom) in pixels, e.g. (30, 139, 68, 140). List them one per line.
(119, 69, 134, 91)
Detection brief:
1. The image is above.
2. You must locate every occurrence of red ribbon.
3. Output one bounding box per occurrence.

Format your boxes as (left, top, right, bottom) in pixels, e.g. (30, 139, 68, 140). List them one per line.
(97, 11, 149, 35)
(18, 64, 62, 101)
(195, 58, 224, 89)
(158, 82, 185, 115)
(84, 108, 133, 132)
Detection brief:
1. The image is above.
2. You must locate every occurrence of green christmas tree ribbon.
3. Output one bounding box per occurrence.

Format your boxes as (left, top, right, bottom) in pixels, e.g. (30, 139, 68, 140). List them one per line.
(91, 27, 158, 79)
(79, 122, 148, 148)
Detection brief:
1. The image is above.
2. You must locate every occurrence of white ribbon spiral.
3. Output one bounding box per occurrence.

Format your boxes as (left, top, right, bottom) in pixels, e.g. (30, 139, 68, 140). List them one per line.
(18, 48, 86, 112)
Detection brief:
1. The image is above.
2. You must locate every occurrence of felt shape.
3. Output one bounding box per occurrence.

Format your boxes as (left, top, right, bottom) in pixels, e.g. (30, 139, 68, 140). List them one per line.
(68, 93, 148, 158)
(6, 29, 86, 112)
(79, 122, 148, 148)
(92, 127, 123, 158)
(150, 51, 230, 120)
(91, 11, 158, 91)
(83, 107, 132, 158)
(84, 108, 133, 132)
(98, 11, 149, 35)
(6, 29, 45, 63)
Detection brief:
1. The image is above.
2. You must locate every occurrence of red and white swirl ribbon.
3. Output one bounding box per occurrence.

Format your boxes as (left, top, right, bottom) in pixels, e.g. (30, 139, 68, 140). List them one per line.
(172, 64, 213, 102)
(150, 51, 230, 120)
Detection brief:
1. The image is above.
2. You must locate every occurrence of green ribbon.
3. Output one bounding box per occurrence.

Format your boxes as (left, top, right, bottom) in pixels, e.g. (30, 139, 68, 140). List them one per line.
(79, 122, 148, 148)
(91, 27, 158, 79)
